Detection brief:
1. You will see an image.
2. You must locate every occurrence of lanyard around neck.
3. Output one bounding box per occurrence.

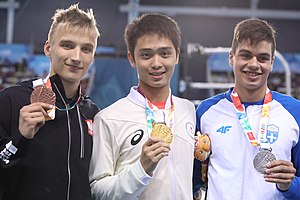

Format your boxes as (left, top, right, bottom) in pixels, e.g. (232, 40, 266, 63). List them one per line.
(137, 86, 175, 137)
(231, 88, 272, 149)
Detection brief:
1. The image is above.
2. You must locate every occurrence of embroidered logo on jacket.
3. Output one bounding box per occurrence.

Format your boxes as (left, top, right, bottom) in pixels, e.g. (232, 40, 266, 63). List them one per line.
(266, 124, 279, 144)
(186, 122, 195, 137)
(216, 126, 232, 134)
(85, 119, 93, 136)
(0, 141, 18, 164)
(131, 129, 144, 145)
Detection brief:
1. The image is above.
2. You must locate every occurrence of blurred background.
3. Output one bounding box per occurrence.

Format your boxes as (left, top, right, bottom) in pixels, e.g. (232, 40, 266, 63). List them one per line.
(1, 0, 300, 108)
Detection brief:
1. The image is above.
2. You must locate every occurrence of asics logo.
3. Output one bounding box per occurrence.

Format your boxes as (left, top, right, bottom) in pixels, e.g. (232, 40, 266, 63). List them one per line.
(216, 126, 232, 134)
(131, 129, 144, 145)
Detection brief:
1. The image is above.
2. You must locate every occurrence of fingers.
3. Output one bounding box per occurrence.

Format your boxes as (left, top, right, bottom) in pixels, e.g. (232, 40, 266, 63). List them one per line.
(264, 160, 296, 187)
(140, 138, 171, 175)
(143, 138, 170, 160)
(19, 103, 54, 139)
(265, 160, 296, 175)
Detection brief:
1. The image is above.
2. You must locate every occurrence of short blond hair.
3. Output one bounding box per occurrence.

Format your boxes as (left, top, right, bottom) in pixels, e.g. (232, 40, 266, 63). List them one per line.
(47, 4, 100, 44)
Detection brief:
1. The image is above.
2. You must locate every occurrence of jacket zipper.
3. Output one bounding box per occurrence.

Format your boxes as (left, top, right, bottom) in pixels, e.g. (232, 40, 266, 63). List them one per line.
(76, 104, 84, 158)
(53, 83, 73, 200)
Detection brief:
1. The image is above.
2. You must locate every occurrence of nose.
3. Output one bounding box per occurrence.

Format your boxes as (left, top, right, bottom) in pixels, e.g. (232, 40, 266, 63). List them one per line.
(151, 55, 163, 69)
(71, 47, 81, 63)
(248, 56, 260, 68)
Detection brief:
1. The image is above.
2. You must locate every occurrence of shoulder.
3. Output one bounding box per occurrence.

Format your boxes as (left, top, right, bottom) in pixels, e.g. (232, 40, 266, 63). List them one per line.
(272, 91, 300, 123)
(95, 97, 134, 120)
(173, 96, 194, 108)
(196, 92, 227, 116)
(0, 78, 34, 99)
(79, 96, 100, 119)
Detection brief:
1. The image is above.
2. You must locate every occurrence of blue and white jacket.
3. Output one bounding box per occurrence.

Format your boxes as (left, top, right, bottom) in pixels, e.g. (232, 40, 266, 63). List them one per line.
(194, 88, 300, 200)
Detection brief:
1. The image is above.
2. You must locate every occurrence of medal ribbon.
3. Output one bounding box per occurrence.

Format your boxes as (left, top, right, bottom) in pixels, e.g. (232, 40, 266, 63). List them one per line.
(231, 88, 272, 149)
(32, 74, 52, 89)
(137, 86, 175, 137)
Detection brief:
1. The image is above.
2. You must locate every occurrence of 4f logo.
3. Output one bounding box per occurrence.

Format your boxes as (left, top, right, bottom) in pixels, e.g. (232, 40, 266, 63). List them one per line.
(216, 126, 232, 134)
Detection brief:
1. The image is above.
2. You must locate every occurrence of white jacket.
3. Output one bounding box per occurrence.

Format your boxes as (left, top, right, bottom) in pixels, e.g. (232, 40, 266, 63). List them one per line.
(89, 87, 195, 200)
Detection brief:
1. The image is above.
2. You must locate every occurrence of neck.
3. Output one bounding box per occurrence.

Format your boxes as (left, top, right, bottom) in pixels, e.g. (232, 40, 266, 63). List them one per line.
(49, 71, 80, 99)
(138, 84, 170, 103)
(61, 80, 80, 99)
(235, 85, 267, 102)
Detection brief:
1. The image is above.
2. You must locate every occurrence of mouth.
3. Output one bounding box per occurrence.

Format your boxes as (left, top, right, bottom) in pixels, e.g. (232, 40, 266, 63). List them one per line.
(65, 63, 83, 70)
(243, 71, 262, 77)
(149, 71, 165, 76)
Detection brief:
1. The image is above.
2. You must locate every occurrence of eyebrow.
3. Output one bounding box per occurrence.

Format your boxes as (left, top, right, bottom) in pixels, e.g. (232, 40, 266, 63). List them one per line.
(59, 40, 94, 48)
(238, 49, 271, 57)
(138, 47, 173, 52)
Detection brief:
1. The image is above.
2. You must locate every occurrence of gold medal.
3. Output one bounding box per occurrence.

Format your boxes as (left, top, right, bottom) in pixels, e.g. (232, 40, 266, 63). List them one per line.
(30, 85, 56, 105)
(150, 122, 173, 144)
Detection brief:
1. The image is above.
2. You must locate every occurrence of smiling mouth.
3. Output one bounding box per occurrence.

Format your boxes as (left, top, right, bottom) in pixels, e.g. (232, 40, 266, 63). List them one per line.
(149, 71, 165, 76)
(244, 71, 262, 77)
(65, 64, 83, 70)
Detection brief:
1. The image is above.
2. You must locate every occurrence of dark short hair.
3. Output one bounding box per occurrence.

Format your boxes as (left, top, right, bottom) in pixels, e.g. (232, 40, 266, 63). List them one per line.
(124, 13, 181, 58)
(231, 18, 276, 56)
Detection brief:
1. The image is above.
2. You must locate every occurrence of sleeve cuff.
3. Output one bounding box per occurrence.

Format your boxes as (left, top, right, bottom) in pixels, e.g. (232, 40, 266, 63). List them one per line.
(130, 159, 152, 186)
(277, 177, 299, 199)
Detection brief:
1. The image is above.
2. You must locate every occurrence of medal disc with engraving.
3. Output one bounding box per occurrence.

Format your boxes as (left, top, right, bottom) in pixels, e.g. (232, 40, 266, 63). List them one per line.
(253, 149, 276, 174)
(30, 85, 56, 105)
(151, 123, 173, 144)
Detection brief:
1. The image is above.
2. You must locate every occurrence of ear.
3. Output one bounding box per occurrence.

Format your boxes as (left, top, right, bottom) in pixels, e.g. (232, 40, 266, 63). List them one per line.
(270, 56, 275, 72)
(127, 52, 136, 68)
(44, 41, 51, 57)
(175, 48, 180, 64)
(229, 49, 234, 67)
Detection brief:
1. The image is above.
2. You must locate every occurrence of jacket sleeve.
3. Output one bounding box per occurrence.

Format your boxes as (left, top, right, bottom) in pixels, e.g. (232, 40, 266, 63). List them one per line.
(89, 113, 151, 200)
(280, 141, 300, 200)
(0, 89, 32, 168)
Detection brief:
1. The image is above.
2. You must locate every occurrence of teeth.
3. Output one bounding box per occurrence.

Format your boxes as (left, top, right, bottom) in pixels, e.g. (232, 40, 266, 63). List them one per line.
(246, 72, 259, 76)
(151, 72, 163, 76)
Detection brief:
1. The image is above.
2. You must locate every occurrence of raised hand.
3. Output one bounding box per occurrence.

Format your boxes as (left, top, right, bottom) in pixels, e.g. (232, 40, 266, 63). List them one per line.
(140, 137, 171, 176)
(264, 159, 296, 191)
(19, 102, 54, 139)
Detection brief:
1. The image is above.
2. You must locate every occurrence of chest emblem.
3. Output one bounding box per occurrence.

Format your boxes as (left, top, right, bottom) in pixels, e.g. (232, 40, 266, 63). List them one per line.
(266, 124, 279, 144)
(85, 119, 93, 136)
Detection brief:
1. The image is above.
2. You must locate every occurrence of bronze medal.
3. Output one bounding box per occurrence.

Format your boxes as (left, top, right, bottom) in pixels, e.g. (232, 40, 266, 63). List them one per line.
(253, 149, 276, 174)
(30, 85, 56, 105)
(150, 122, 173, 144)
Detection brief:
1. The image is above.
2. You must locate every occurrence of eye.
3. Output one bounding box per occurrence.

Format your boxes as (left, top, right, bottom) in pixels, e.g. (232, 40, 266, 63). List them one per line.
(257, 55, 271, 63)
(160, 50, 171, 58)
(239, 53, 251, 60)
(82, 46, 93, 54)
(202, 139, 206, 144)
(61, 43, 74, 49)
(140, 51, 151, 59)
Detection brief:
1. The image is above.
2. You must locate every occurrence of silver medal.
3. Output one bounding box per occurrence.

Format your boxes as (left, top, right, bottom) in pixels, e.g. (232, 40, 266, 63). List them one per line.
(253, 149, 276, 174)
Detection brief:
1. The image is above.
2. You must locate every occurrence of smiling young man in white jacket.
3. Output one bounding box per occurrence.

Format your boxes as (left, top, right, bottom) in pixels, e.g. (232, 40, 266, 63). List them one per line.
(89, 13, 196, 200)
